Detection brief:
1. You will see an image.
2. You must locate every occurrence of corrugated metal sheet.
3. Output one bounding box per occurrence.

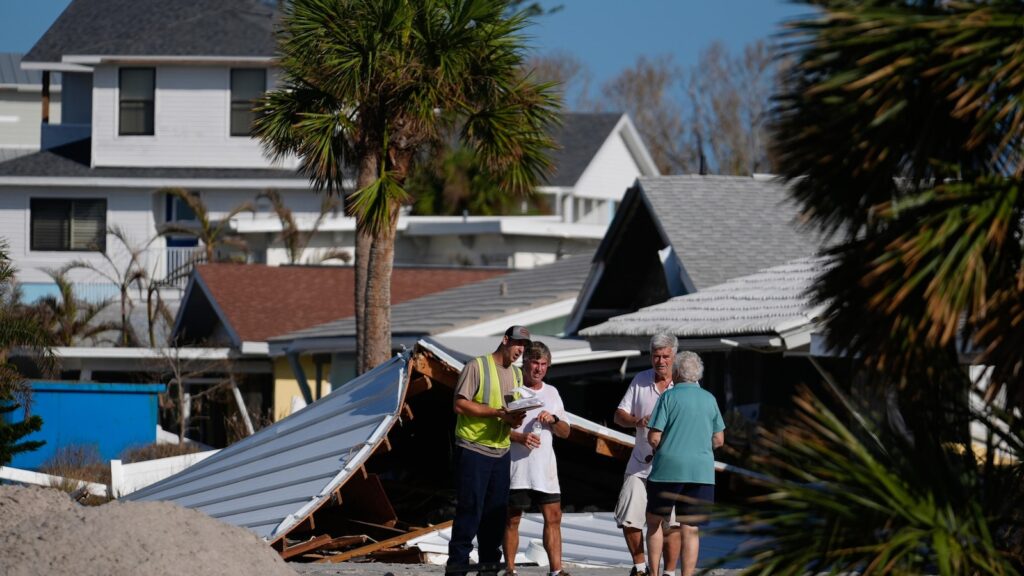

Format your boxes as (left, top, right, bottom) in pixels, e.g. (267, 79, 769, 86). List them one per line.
(581, 257, 832, 340)
(408, 513, 748, 569)
(125, 353, 409, 542)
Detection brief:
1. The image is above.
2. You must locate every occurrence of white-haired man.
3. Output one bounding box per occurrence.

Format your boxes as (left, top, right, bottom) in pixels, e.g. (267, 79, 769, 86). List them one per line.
(613, 333, 678, 576)
(646, 351, 725, 576)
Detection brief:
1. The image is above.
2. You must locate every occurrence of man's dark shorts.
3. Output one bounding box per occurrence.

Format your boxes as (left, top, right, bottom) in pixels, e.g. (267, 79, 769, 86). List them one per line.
(646, 481, 714, 526)
(508, 489, 560, 511)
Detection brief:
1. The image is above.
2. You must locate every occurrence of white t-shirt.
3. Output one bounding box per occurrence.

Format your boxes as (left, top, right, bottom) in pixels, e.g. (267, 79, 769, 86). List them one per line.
(617, 368, 673, 479)
(510, 382, 570, 494)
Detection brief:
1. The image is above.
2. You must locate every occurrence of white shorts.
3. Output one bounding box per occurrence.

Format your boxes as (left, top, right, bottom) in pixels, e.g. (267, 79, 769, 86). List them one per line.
(614, 474, 677, 529)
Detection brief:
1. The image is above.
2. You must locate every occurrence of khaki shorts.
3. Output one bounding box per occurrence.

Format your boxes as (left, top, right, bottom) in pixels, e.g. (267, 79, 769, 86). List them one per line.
(614, 474, 678, 529)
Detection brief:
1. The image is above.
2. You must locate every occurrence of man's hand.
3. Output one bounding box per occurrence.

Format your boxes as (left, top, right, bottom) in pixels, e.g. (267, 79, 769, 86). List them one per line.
(498, 408, 526, 428)
(537, 410, 556, 424)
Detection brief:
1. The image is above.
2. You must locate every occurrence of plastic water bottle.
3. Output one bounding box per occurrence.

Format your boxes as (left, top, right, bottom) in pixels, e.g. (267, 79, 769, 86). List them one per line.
(531, 420, 543, 447)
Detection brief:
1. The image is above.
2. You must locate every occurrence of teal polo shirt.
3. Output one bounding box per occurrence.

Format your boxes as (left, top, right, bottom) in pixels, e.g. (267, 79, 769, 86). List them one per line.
(648, 382, 725, 485)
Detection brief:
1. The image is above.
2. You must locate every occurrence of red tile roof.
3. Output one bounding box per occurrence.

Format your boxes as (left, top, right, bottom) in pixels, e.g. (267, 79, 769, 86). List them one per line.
(195, 264, 507, 342)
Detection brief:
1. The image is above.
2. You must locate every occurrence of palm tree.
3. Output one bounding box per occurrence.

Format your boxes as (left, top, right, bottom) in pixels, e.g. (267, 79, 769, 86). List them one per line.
(257, 189, 350, 264)
(772, 1, 1024, 408)
(255, 0, 559, 372)
(159, 187, 254, 264)
(66, 226, 152, 347)
(34, 267, 120, 346)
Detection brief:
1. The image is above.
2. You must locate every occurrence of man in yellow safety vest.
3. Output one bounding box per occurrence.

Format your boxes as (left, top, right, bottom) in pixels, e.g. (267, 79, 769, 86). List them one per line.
(447, 325, 531, 575)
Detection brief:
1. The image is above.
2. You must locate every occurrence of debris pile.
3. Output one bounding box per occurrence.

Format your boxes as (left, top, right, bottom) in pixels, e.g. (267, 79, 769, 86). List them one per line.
(0, 485, 296, 576)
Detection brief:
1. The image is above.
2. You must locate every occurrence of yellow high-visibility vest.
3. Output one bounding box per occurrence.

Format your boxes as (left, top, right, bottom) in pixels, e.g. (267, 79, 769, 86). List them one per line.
(454, 354, 522, 449)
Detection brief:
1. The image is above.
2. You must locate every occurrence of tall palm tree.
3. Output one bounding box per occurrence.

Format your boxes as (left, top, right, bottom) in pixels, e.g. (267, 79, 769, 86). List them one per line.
(255, 0, 560, 372)
(772, 0, 1024, 408)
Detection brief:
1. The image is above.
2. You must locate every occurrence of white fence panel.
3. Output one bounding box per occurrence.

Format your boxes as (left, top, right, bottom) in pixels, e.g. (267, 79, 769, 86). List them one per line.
(109, 450, 219, 498)
(0, 465, 108, 497)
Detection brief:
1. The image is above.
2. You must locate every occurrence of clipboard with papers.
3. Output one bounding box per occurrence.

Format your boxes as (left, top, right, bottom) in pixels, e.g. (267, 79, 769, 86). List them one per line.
(505, 386, 544, 413)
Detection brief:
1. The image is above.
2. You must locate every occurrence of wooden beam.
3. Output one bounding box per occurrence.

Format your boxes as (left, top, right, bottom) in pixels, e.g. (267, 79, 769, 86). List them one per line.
(408, 375, 433, 397)
(291, 514, 315, 533)
(318, 535, 369, 551)
(280, 534, 332, 560)
(401, 403, 414, 421)
(410, 352, 458, 388)
(317, 520, 454, 564)
(41, 71, 50, 124)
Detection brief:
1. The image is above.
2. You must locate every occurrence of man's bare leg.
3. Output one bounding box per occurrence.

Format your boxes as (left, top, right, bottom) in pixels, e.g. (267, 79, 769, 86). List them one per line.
(680, 524, 700, 576)
(623, 526, 646, 567)
(539, 501, 563, 573)
(504, 508, 523, 574)
(662, 522, 681, 575)
(644, 513, 663, 576)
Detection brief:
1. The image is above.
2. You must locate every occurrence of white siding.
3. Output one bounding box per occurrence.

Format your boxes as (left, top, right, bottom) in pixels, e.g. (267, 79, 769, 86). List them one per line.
(0, 91, 62, 148)
(0, 185, 155, 284)
(91, 64, 296, 170)
(573, 131, 642, 202)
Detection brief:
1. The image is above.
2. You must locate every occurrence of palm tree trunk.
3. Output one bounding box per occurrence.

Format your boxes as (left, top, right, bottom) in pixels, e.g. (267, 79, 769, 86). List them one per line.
(364, 205, 399, 371)
(353, 153, 378, 374)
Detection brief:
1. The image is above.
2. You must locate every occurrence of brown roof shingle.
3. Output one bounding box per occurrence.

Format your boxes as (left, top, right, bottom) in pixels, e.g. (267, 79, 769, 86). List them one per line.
(195, 264, 508, 342)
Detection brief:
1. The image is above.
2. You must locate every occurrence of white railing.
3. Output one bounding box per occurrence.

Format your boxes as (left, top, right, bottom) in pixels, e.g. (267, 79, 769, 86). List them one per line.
(162, 246, 206, 288)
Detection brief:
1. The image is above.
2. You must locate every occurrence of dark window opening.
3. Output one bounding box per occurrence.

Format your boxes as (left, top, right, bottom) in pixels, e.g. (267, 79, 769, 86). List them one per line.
(119, 67, 155, 136)
(30, 198, 106, 252)
(230, 68, 266, 136)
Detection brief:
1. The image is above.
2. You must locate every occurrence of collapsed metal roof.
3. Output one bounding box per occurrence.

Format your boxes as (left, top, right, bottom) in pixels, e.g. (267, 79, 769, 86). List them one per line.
(125, 353, 409, 543)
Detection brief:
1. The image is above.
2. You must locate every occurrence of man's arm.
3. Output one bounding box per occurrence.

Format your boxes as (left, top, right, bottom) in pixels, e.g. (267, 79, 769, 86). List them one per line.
(614, 408, 647, 428)
(454, 397, 525, 426)
(712, 431, 725, 449)
(648, 428, 663, 450)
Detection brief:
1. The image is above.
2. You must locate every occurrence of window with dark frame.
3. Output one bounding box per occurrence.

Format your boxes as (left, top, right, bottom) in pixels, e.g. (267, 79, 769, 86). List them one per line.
(119, 67, 155, 136)
(230, 68, 266, 136)
(30, 198, 107, 252)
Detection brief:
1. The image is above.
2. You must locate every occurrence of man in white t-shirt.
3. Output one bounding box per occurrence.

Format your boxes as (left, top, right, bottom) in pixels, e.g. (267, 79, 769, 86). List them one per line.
(504, 341, 571, 576)
(613, 333, 678, 576)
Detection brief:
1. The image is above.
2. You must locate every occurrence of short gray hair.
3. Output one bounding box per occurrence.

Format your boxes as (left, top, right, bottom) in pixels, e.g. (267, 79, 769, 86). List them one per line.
(674, 351, 704, 383)
(649, 333, 678, 355)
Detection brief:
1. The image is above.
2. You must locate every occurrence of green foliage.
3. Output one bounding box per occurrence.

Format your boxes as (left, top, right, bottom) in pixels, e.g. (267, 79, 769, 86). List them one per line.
(774, 0, 1024, 406)
(159, 187, 252, 263)
(0, 398, 44, 467)
(713, 385, 1024, 575)
(34, 267, 119, 346)
(407, 145, 550, 216)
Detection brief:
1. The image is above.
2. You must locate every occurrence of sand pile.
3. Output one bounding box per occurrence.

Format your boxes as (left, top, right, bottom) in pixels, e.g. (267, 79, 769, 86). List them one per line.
(0, 484, 297, 576)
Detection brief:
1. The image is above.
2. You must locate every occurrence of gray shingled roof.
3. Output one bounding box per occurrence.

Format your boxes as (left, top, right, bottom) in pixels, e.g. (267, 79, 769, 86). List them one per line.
(581, 257, 832, 341)
(0, 139, 302, 180)
(273, 254, 593, 342)
(546, 112, 624, 187)
(641, 175, 824, 290)
(24, 0, 279, 64)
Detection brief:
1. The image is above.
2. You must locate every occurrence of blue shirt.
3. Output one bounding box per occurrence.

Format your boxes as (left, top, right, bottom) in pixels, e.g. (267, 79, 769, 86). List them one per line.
(648, 382, 725, 484)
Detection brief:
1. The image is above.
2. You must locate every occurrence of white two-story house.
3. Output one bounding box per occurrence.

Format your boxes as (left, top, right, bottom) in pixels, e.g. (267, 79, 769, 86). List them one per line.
(0, 0, 659, 304)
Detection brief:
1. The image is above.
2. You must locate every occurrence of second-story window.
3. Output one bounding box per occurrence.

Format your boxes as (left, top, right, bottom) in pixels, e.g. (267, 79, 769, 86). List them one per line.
(119, 68, 155, 136)
(230, 68, 266, 136)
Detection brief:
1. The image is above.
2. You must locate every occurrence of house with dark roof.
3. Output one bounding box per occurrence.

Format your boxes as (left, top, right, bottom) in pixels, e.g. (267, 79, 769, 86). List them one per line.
(566, 174, 825, 335)
(1, 0, 657, 294)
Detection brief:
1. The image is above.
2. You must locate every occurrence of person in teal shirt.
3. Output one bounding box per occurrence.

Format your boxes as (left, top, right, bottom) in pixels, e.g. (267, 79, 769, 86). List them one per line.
(645, 351, 725, 576)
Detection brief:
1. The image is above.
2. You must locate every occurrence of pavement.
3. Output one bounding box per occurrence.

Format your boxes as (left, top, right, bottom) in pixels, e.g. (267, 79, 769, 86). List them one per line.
(294, 562, 744, 575)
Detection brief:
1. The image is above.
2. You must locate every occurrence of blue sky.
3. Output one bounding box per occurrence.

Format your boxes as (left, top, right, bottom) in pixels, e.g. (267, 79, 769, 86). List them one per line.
(0, 0, 810, 87)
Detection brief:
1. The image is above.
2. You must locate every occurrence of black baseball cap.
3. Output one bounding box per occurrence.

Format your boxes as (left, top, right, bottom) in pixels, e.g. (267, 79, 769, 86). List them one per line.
(504, 325, 532, 342)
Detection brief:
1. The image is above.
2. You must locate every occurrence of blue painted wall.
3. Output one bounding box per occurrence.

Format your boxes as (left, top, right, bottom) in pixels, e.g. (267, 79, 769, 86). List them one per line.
(4, 381, 166, 470)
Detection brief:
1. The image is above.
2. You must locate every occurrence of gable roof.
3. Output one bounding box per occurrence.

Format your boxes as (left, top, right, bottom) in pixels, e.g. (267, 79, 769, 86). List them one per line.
(641, 175, 823, 290)
(270, 253, 593, 348)
(173, 264, 508, 346)
(546, 113, 627, 187)
(24, 0, 279, 65)
(580, 257, 832, 351)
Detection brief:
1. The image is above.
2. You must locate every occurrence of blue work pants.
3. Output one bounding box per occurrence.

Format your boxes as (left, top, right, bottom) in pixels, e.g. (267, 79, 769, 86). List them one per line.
(447, 445, 511, 567)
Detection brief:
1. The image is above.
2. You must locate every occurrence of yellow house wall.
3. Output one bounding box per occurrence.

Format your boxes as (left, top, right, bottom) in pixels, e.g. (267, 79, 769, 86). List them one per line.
(273, 356, 324, 422)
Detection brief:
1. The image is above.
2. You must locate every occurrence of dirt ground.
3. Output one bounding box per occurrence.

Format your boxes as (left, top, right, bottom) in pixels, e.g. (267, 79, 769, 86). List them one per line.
(294, 564, 744, 575)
